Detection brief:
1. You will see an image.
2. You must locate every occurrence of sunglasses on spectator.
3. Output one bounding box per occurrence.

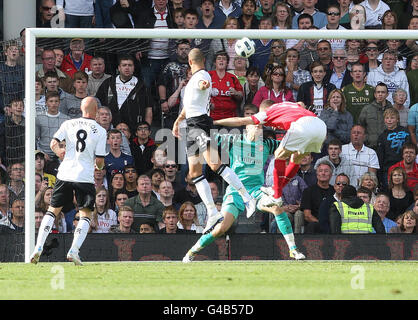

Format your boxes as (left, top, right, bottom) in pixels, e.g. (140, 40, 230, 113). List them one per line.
(335, 182, 348, 186)
(42, 6, 53, 10)
(366, 47, 378, 51)
(327, 12, 340, 16)
(272, 72, 285, 76)
(73, 217, 80, 221)
(271, 46, 283, 49)
(125, 169, 136, 173)
(333, 56, 346, 60)
(165, 164, 177, 168)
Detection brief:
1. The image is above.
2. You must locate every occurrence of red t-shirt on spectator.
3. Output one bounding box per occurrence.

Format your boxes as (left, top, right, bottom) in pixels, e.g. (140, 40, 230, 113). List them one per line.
(209, 71, 243, 121)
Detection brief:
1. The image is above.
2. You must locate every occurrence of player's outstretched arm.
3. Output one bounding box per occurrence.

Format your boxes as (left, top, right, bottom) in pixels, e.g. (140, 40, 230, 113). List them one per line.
(214, 116, 254, 127)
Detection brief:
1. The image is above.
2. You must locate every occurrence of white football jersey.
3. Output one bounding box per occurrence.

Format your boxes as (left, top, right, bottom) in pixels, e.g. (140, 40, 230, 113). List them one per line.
(183, 69, 212, 119)
(54, 117, 107, 183)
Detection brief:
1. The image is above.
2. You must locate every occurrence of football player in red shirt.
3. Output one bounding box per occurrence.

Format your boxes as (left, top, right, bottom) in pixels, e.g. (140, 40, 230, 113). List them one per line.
(214, 100, 327, 206)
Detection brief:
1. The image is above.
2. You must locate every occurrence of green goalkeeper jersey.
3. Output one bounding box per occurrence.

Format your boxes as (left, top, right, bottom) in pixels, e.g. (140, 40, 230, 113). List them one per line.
(217, 133, 280, 190)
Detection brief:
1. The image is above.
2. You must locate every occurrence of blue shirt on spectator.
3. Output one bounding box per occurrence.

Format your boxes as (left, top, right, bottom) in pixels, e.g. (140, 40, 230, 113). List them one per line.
(372, 217, 397, 233)
(105, 152, 134, 182)
(292, 10, 327, 29)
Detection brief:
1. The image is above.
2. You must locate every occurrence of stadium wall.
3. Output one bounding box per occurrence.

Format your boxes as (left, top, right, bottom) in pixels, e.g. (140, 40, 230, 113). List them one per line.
(1, 234, 417, 262)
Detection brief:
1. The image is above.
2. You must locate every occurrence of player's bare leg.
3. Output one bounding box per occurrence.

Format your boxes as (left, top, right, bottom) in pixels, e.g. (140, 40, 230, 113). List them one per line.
(183, 211, 235, 263)
(67, 208, 93, 266)
(30, 206, 63, 264)
(204, 146, 257, 219)
(187, 152, 224, 234)
(258, 204, 305, 260)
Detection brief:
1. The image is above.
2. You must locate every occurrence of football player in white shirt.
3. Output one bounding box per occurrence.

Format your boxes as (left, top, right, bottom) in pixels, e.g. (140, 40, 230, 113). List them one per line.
(172, 48, 256, 235)
(30, 97, 107, 265)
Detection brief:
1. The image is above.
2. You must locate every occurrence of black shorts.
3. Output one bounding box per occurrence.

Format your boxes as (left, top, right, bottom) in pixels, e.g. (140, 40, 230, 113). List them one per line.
(50, 179, 96, 212)
(186, 114, 214, 157)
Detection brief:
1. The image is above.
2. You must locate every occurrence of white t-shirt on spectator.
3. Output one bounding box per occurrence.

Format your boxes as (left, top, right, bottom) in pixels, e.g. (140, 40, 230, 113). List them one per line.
(115, 75, 138, 109)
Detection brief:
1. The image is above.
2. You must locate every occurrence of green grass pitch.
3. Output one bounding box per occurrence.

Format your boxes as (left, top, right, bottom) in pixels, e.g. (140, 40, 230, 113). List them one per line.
(0, 261, 416, 300)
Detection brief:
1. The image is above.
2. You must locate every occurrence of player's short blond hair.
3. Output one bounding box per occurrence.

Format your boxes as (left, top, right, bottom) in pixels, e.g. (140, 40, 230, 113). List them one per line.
(189, 48, 205, 63)
(259, 99, 275, 111)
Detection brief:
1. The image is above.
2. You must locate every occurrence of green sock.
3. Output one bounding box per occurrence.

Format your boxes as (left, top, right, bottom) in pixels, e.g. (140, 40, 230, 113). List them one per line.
(275, 212, 297, 251)
(190, 232, 216, 254)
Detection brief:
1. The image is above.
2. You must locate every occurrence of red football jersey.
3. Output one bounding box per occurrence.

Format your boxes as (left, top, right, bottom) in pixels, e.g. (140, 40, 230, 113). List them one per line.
(209, 70, 243, 121)
(251, 102, 317, 130)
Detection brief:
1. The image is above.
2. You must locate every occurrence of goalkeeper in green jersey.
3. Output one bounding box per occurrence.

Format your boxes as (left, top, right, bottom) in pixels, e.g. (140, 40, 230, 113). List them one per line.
(182, 123, 306, 262)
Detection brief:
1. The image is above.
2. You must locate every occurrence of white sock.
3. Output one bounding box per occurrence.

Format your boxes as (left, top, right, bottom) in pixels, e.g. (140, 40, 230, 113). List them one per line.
(70, 217, 91, 252)
(218, 165, 251, 200)
(284, 233, 297, 251)
(193, 176, 218, 216)
(35, 211, 55, 249)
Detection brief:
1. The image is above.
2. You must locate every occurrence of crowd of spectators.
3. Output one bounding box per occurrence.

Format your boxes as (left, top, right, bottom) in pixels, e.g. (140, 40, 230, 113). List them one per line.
(0, 0, 418, 236)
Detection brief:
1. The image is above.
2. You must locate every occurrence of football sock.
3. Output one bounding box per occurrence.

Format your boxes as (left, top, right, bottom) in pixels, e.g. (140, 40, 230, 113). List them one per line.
(273, 159, 286, 198)
(217, 165, 251, 200)
(190, 232, 216, 254)
(35, 211, 56, 249)
(193, 175, 217, 216)
(70, 216, 91, 252)
(275, 212, 297, 251)
(283, 161, 300, 189)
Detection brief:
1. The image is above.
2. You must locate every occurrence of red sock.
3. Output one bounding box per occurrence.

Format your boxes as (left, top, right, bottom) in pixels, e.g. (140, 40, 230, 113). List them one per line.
(273, 159, 286, 199)
(282, 161, 300, 189)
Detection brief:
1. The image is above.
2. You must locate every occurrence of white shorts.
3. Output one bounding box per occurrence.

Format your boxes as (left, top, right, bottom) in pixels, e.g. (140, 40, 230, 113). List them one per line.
(279, 116, 327, 153)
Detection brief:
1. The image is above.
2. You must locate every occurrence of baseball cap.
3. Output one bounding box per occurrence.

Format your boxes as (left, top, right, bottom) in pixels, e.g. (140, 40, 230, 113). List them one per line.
(35, 150, 45, 158)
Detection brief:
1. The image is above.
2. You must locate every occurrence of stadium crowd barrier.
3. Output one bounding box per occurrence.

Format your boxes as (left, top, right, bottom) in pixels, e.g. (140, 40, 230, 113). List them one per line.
(1, 234, 417, 262)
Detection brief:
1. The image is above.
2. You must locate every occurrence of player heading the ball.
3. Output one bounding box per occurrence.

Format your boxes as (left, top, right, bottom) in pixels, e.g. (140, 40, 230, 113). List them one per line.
(214, 100, 327, 210)
(172, 48, 256, 234)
